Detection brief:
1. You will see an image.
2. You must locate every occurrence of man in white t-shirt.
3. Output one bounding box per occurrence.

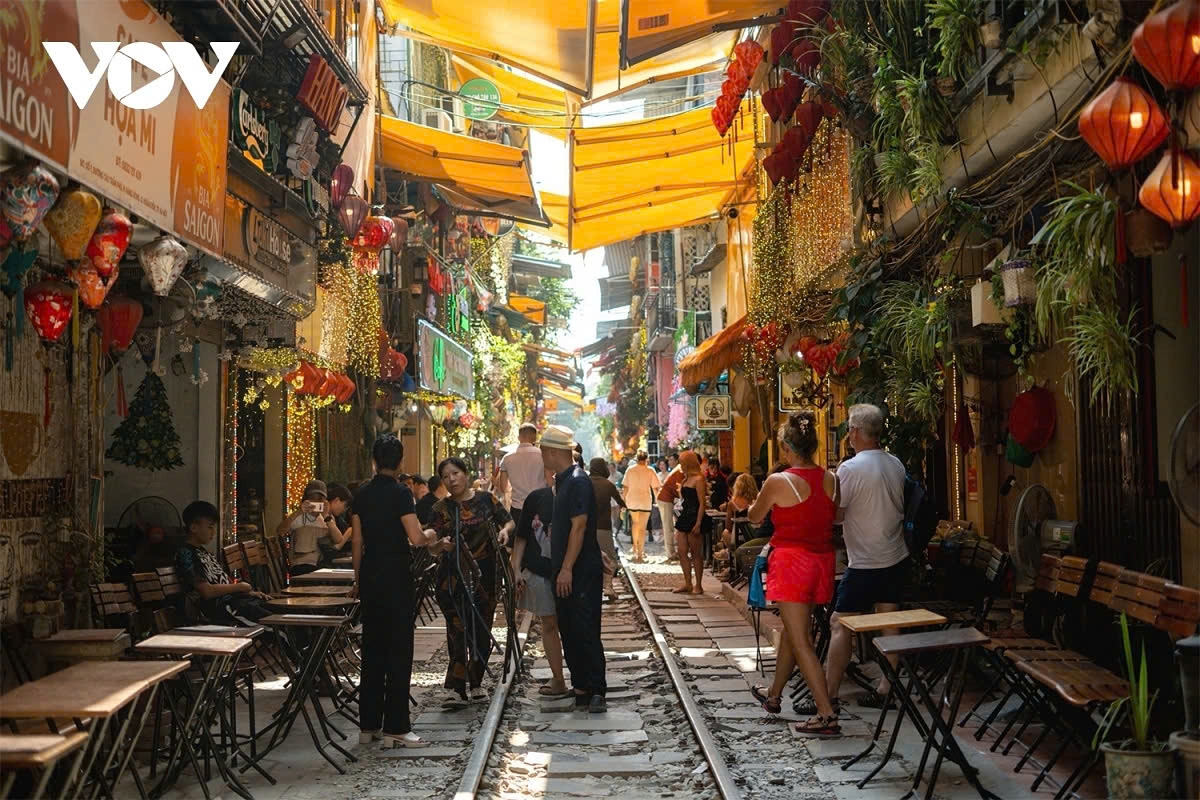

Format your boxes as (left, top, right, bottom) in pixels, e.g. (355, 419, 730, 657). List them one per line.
(823, 404, 911, 711)
(496, 423, 547, 516)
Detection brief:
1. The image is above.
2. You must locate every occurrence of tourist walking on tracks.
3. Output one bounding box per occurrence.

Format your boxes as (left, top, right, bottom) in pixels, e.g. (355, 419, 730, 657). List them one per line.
(541, 425, 608, 713)
(588, 458, 625, 596)
(621, 450, 661, 563)
(747, 411, 841, 737)
(657, 455, 681, 562)
(511, 472, 569, 698)
(352, 435, 446, 748)
(425, 457, 515, 704)
(824, 403, 910, 709)
(673, 451, 707, 595)
(495, 422, 547, 516)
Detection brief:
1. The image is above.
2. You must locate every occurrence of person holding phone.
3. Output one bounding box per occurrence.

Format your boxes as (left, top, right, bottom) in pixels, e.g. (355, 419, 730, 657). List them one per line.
(277, 480, 350, 577)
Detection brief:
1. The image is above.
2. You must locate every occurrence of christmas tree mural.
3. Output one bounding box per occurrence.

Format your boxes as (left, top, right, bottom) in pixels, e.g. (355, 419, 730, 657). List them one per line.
(107, 372, 184, 470)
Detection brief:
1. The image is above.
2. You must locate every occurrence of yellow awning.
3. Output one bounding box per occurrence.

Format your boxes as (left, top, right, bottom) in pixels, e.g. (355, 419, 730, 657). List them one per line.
(542, 384, 585, 408)
(508, 295, 547, 325)
(451, 56, 569, 139)
(569, 101, 757, 252)
(622, 1, 779, 66)
(378, 115, 546, 225)
(380, 0, 732, 100)
(538, 192, 570, 243)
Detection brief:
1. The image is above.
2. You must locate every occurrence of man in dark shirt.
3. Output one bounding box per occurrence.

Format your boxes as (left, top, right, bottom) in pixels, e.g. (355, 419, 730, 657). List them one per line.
(540, 425, 607, 713)
(175, 501, 272, 626)
(415, 474, 446, 526)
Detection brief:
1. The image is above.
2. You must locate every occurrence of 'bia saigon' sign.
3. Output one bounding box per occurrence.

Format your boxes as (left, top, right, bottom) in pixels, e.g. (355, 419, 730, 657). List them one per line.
(417, 319, 475, 399)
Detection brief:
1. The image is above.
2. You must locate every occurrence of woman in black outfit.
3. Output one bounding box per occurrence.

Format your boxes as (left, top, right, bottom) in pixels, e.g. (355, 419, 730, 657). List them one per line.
(352, 435, 449, 748)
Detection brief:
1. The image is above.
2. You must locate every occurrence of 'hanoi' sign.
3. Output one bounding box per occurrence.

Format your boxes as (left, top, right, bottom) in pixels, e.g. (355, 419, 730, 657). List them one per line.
(296, 54, 348, 133)
(417, 319, 474, 399)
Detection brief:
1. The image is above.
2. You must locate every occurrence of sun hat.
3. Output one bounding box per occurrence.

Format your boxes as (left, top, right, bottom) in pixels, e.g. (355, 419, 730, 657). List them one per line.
(539, 424, 577, 451)
(303, 480, 328, 499)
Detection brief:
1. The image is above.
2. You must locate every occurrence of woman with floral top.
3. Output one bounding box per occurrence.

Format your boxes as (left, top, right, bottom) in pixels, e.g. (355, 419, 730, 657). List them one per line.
(425, 457, 514, 704)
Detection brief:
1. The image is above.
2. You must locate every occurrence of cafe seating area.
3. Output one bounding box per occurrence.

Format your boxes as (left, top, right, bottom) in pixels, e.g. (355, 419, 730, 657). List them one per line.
(0, 539, 373, 800)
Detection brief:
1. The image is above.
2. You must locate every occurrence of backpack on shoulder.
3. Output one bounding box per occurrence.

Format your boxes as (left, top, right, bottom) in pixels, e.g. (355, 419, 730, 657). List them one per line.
(903, 474, 938, 560)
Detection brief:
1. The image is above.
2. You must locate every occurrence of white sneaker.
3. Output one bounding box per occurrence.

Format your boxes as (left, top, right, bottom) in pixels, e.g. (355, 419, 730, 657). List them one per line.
(382, 732, 428, 749)
(468, 687, 488, 703)
(359, 730, 380, 744)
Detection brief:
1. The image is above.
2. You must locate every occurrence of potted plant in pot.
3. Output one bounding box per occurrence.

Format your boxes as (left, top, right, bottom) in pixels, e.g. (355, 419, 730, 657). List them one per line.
(928, 0, 982, 96)
(1096, 614, 1178, 799)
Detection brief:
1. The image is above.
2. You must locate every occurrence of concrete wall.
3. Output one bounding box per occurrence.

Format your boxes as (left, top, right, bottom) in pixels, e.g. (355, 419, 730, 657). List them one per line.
(103, 336, 221, 526)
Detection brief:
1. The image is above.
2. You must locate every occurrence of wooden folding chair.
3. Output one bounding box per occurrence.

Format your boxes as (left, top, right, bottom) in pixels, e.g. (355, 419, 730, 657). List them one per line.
(222, 543, 248, 579)
(89, 582, 137, 634)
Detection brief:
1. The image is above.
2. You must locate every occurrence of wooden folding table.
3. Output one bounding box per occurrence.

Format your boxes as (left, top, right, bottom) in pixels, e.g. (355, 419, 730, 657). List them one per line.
(0, 660, 186, 800)
(0, 732, 88, 800)
(287, 568, 355, 586)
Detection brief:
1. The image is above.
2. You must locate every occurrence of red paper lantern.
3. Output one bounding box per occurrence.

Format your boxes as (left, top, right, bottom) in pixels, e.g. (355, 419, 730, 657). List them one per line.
(770, 21, 798, 66)
(335, 374, 356, 403)
(762, 88, 785, 122)
(70, 261, 112, 310)
(794, 335, 817, 355)
(1078, 78, 1170, 170)
(781, 73, 804, 121)
(734, 41, 765, 72)
(788, 0, 830, 27)
(1138, 148, 1200, 228)
(763, 151, 790, 185)
(24, 280, 74, 342)
(317, 368, 340, 398)
(96, 295, 142, 355)
(794, 101, 825, 138)
(285, 361, 323, 394)
(1132, 0, 1200, 92)
(330, 163, 355, 208)
(388, 217, 409, 251)
(85, 209, 132, 278)
(780, 129, 811, 168)
(380, 348, 408, 381)
(791, 38, 821, 74)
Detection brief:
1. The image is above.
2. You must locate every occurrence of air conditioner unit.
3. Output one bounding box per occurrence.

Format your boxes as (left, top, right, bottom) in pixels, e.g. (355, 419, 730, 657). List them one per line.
(423, 109, 454, 132)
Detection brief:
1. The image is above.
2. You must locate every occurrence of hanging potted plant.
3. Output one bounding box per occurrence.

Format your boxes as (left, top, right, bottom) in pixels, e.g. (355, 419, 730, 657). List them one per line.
(980, 16, 1003, 49)
(999, 258, 1036, 307)
(928, 0, 982, 96)
(1124, 208, 1173, 258)
(1095, 614, 1178, 799)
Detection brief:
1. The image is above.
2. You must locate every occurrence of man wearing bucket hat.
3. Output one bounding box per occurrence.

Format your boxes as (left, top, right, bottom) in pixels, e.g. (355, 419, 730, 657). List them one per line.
(540, 424, 607, 713)
(280, 479, 351, 576)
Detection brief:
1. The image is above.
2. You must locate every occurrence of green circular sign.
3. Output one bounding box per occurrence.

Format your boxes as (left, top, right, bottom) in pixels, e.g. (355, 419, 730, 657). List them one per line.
(460, 78, 501, 121)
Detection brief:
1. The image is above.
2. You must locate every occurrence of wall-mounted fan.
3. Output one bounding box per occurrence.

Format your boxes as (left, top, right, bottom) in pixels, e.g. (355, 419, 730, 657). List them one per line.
(1168, 403, 1200, 526)
(1010, 483, 1077, 590)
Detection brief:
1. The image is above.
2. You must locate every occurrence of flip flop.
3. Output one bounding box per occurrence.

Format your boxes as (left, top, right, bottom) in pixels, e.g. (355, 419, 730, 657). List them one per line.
(538, 684, 571, 698)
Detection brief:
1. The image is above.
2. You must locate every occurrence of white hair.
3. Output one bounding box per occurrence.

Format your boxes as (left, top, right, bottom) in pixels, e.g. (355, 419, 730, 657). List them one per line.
(848, 403, 884, 440)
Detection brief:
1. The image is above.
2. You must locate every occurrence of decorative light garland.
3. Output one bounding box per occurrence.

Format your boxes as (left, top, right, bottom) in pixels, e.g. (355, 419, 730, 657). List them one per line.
(286, 390, 316, 511)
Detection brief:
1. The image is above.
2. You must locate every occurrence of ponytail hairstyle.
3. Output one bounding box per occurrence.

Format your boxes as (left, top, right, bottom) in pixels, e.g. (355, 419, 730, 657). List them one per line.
(778, 410, 819, 460)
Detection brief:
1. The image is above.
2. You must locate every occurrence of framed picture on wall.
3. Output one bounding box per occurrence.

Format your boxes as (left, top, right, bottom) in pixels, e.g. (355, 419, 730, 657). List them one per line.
(696, 395, 732, 431)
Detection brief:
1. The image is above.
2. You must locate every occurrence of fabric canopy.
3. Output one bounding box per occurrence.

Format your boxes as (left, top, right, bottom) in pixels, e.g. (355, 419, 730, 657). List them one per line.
(622, 1, 780, 66)
(378, 115, 547, 225)
(451, 55, 569, 139)
(569, 101, 756, 251)
(535, 192, 569, 243)
(677, 315, 746, 393)
(508, 295, 547, 325)
(542, 384, 585, 408)
(380, 0, 730, 100)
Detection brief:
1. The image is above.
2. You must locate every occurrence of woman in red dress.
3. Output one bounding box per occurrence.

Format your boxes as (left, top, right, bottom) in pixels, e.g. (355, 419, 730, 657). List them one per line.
(746, 410, 840, 737)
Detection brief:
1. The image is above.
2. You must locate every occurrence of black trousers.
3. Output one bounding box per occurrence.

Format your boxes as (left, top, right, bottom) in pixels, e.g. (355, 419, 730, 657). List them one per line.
(556, 567, 606, 698)
(360, 573, 415, 735)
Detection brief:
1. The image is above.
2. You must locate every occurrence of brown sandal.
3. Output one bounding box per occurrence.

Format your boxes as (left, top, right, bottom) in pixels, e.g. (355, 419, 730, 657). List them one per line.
(792, 715, 841, 738)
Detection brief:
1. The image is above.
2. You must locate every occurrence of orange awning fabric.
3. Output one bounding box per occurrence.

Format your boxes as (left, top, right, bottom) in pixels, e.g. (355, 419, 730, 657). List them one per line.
(451, 56, 569, 139)
(508, 295, 548, 325)
(622, 1, 780, 67)
(378, 115, 547, 225)
(536, 192, 570, 243)
(569, 101, 757, 252)
(379, 0, 732, 101)
(677, 315, 746, 393)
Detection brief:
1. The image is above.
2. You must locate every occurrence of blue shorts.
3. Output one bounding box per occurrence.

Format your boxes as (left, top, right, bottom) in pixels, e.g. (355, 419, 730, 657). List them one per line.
(834, 558, 911, 613)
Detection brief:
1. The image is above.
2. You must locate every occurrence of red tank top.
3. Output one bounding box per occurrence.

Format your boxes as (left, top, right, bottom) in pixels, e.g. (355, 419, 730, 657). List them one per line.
(769, 467, 835, 552)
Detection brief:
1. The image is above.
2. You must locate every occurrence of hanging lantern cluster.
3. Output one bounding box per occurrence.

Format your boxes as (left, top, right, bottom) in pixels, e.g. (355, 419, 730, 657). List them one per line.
(379, 347, 408, 382)
(350, 214, 394, 274)
(283, 360, 355, 407)
(1079, 0, 1200, 228)
(712, 41, 763, 135)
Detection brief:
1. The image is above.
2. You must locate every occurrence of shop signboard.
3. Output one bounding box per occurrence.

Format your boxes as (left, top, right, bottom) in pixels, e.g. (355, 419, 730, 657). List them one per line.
(696, 394, 732, 431)
(460, 78, 500, 121)
(296, 53, 348, 133)
(220, 193, 316, 304)
(231, 88, 279, 171)
(417, 319, 474, 400)
(0, 0, 231, 255)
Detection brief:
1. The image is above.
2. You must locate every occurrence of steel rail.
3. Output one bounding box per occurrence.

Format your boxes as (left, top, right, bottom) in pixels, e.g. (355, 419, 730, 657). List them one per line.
(619, 553, 744, 800)
(453, 610, 533, 800)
